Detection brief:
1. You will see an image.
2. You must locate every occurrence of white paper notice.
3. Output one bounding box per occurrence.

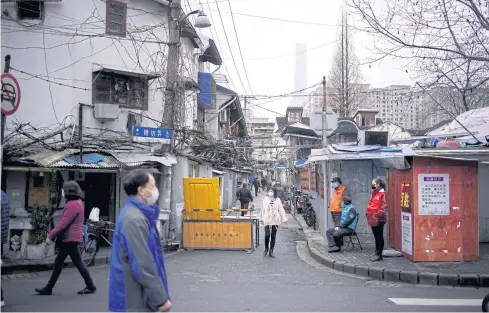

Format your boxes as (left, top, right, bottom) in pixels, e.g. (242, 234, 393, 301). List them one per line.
(418, 173, 450, 216)
(401, 212, 413, 255)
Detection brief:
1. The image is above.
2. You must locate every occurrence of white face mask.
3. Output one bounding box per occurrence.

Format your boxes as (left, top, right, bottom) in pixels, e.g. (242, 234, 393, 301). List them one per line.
(144, 188, 159, 205)
(268, 191, 274, 198)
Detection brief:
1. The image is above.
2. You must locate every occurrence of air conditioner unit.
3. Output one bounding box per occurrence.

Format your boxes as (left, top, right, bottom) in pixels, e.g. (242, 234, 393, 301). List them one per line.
(94, 103, 120, 121)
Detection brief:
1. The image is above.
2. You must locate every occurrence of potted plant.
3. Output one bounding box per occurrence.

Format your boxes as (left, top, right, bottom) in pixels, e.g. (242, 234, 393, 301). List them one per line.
(26, 205, 54, 260)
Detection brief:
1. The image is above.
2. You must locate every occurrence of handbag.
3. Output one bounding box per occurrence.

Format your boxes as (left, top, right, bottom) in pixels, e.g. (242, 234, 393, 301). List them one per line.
(367, 211, 386, 227)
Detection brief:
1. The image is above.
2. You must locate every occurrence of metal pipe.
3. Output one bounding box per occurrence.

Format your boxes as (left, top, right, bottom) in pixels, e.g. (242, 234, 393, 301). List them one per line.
(211, 64, 221, 75)
(78, 103, 83, 163)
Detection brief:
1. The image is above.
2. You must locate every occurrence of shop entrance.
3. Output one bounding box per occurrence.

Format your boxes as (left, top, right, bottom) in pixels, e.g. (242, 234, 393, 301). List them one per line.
(73, 172, 116, 223)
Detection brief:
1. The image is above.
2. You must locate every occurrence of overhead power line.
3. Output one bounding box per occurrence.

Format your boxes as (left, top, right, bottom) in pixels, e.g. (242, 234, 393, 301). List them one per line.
(227, 0, 253, 93)
(214, 0, 249, 94)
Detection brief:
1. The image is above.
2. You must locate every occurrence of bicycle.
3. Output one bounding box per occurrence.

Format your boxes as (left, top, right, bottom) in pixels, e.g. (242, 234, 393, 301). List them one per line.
(303, 196, 317, 230)
(79, 220, 115, 267)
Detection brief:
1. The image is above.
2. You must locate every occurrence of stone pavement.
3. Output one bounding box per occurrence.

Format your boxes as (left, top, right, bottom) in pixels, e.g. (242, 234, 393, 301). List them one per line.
(294, 213, 489, 288)
(3, 214, 488, 312)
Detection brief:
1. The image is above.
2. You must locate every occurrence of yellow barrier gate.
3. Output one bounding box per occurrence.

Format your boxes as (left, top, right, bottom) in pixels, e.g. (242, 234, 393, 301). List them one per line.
(182, 178, 255, 251)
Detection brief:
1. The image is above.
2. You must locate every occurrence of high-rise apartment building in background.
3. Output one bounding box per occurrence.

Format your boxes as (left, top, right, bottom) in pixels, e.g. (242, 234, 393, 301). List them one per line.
(302, 83, 467, 131)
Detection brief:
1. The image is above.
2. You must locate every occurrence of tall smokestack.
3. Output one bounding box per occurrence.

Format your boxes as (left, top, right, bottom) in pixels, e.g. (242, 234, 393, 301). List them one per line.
(292, 43, 307, 107)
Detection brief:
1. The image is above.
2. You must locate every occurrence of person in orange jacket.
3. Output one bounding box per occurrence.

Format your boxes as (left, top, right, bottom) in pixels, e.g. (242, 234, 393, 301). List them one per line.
(329, 177, 351, 226)
(366, 178, 387, 262)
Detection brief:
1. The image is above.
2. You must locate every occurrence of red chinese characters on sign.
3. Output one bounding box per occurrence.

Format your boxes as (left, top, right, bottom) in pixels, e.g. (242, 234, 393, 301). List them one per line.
(311, 168, 316, 191)
(300, 169, 309, 191)
(401, 183, 412, 213)
(319, 166, 324, 199)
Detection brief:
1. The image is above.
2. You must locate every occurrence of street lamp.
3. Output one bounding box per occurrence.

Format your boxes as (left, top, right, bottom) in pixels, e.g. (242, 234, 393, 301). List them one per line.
(194, 11, 211, 28)
(183, 10, 211, 28)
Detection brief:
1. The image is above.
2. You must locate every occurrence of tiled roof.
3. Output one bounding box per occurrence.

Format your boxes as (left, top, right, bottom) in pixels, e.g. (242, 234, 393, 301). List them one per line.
(276, 117, 288, 128)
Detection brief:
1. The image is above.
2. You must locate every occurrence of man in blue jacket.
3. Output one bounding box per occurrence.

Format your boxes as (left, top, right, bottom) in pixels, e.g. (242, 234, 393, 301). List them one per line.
(108, 169, 171, 312)
(326, 195, 358, 253)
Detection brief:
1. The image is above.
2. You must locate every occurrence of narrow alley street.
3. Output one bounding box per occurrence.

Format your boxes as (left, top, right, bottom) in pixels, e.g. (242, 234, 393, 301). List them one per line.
(2, 193, 487, 312)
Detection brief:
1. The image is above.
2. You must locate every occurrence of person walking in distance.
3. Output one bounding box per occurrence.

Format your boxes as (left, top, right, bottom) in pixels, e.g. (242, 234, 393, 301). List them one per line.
(261, 177, 267, 192)
(237, 183, 253, 217)
(1, 191, 11, 307)
(253, 178, 260, 197)
(366, 178, 387, 262)
(260, 188, 288, 258)
(109, 169, 171, 312)
(329, 177, 351, 226)
(35, 181, 96, 295)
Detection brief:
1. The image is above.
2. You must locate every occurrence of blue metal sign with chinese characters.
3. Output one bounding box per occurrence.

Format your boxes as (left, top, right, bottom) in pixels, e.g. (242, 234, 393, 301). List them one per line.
(132, 126, 171, 144)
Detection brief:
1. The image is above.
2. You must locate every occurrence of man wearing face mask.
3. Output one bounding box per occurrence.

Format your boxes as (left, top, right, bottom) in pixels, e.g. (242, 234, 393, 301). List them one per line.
(329, 177, 351, 226)
(325, 195, 358, 253)
(108, 169, 171, 312)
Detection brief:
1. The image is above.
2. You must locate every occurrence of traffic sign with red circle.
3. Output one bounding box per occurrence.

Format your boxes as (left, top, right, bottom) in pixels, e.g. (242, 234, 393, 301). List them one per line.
(1, 73, 21, 115)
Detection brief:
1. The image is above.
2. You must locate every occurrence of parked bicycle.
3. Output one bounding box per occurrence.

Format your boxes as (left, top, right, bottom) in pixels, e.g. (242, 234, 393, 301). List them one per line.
(79, 220, 115, 267)
(302, 195, 317, 230)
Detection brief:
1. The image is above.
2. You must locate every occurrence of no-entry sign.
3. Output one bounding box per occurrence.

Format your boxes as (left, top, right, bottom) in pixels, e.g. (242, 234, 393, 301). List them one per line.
(1, 73, 21, 115)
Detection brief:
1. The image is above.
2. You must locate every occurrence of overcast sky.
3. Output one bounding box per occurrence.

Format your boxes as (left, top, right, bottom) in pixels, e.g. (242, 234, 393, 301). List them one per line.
(186, 0, 413, 120)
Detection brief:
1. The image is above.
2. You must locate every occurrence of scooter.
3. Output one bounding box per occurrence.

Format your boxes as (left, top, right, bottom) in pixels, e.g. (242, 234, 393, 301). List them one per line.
(294, 190, 305, 214)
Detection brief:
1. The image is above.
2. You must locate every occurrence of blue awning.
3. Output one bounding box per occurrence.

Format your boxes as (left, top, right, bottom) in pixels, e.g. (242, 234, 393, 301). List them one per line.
(197, 72, 216, 106)
(294, 159, 307, 167)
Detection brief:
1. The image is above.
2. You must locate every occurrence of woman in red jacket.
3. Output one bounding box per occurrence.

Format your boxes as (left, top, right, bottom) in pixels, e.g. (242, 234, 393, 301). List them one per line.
(35, 181, 96, 295)
(366, 178, 387, 262)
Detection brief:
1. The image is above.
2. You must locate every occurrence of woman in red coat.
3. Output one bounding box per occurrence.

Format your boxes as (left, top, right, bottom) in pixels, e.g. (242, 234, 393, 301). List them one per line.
(366, 178, 387, 262)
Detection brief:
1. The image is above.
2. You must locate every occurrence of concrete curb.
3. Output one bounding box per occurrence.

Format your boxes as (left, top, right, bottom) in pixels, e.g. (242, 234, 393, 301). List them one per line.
(305, 240, 489, 288)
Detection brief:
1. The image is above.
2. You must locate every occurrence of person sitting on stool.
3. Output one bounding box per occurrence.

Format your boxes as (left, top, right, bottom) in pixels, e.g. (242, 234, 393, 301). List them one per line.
(326, 194, 358, 253)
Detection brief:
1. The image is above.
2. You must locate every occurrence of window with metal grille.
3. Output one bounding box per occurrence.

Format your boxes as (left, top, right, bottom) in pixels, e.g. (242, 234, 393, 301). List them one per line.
(92, 71, 148, 110)
(106, 0, 127, 37)
(17, 1, 43, 20)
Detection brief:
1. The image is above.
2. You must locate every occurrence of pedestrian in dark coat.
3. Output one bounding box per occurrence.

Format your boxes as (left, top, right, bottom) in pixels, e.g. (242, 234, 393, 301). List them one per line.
(237, 183, 253, 216)
(261, 178, 267, 191)
(253, 179, 260, 197)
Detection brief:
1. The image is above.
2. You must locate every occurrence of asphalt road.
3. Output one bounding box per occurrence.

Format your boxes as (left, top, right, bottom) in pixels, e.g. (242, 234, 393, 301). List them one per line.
(2, 213, 488, 312)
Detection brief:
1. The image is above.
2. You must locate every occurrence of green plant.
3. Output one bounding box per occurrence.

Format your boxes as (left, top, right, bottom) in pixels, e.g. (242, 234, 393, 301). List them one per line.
(28, 205, 52, 245)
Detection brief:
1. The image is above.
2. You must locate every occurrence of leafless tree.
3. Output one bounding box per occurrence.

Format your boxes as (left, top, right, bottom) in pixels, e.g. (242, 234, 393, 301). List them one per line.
(349, 0, 489, 121)
(328, 12, 364, 118)
(349, 0, 489, 63)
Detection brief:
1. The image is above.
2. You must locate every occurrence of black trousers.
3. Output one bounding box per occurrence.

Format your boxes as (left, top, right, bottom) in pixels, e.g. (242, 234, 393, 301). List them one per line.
(46, 242, 95, 290)
(255, 187, 258, 197)
(326, 227, 352, 247)
(264, 225, 278, 251)
(371, 224, 385, 257)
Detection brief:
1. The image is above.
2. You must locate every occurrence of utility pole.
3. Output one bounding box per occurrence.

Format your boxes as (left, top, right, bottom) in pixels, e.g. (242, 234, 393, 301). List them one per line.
(322, 76, 328, 148)
(161, 0, 182, 153)
(0, 55, 11, 193)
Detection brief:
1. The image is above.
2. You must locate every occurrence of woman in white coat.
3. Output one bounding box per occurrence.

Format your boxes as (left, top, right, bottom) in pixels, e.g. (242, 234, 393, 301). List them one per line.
(260, 188, 288, 258)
